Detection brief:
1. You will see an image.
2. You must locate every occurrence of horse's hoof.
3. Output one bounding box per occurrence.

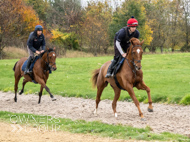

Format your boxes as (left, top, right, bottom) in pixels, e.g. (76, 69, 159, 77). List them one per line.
(19, 91, 23, 95)
(148, 108, 153, 112)
(52, 98, 56, 101)
(14, 98, 17, 102)
(141, 118, 146, 121)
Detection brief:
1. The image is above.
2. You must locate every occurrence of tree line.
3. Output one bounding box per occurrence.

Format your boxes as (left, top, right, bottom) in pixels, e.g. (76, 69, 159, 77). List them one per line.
(0, 0, 190, 59)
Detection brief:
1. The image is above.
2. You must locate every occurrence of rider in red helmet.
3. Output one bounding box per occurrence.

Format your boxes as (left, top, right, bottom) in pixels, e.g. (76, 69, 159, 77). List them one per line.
(105, 16, 140, 78)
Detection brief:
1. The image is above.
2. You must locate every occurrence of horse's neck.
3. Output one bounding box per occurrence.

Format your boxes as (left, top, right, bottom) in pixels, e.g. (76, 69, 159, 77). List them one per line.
(40, 53, 47, 69)
(123, 47, 135, 72)
(126, 47, 133, 61)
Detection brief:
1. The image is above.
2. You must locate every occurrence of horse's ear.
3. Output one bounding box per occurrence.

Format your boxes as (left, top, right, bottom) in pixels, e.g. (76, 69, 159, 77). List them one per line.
(53, 47, 56, 51)
(130, 38, 135, 45)
(140, 40, 144, 45)
(46, 47, 49, 50)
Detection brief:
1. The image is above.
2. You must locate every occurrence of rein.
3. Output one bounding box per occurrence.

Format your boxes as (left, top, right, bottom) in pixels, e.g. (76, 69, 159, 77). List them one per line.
(126, 45, 142, 78)
(39, 50, 56, 72)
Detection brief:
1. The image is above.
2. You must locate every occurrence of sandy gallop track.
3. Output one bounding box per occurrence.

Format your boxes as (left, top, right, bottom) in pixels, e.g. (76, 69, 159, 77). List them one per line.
(0, 91, 190, 136)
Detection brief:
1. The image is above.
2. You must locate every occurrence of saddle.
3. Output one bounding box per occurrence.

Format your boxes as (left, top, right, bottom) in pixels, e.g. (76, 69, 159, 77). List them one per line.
(112, 56, 125, 76)
(22, 56, 52, 84)
(22, 56, 40, 84)
(22, 56, 40, 73)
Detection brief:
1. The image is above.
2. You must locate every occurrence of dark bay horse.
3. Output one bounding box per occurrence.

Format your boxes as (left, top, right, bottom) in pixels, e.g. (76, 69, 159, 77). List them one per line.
(92, 38, 153, 120)
(13, 47, 57, 104)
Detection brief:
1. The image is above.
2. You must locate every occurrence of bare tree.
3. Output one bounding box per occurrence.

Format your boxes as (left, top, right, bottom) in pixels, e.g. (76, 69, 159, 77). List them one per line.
(182, 0, 190, 49)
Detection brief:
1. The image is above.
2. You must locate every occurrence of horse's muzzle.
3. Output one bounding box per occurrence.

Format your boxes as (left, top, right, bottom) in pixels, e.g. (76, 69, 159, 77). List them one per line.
(52, 67, 57, 71)
(135, 65, 142, 71)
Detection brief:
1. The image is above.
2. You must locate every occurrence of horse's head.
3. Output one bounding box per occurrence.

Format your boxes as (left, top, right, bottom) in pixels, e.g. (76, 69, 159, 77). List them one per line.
(45, 47, 57, 71)
(128, 38, 144, 71)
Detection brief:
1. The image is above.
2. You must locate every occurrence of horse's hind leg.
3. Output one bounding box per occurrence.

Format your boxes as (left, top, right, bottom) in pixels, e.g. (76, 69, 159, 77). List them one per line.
(19, 79, 28, 95)
(14, 74, 21, 102)
(112, 87, 121, 118)
(38, 85, 43, 104)
(94, 81, 108, 115)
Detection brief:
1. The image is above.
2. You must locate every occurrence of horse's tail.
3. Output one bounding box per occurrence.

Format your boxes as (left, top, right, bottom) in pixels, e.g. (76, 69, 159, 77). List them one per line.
(13, 61, 18, 72)
(92, 68, 100, 88)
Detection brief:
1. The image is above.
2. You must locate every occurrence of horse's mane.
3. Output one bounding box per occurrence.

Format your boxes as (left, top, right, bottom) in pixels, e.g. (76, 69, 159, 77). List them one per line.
(47, 48, 54, 52)
(40, 48, 54, 57)
(126, 38, 141, 57)
(126, 45, 131, 56)
(126, 43, 133, 57)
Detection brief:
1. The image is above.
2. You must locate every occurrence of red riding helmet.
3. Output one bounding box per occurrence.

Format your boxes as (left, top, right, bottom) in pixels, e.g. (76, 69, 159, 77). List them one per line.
(127, 16, 138, 27)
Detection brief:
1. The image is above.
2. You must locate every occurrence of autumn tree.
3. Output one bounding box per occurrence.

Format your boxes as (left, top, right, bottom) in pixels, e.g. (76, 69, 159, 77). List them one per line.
(81, 1, 112, 56)
(47, 0, 82, 31)
(0, 0, 23, 59)
(181, 0, 190, 51)
(168, 0, 184, 52)
(144, 0, 169, 52)
(144, 0, 186, 52)
(0, 0, 45, 59)
(51, 29, 79, 55)
(24, 0, 50, 27)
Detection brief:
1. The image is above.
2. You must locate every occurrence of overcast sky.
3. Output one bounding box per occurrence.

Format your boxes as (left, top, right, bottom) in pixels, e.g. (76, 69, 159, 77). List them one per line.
(81, 0, 125, 9)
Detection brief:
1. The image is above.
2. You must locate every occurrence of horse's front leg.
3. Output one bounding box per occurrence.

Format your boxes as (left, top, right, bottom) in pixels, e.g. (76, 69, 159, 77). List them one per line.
(38, 85, 43, 104)
(125, 84, 144, 120)
(35, 77, 56, 101)
(136, 81, 153, 112)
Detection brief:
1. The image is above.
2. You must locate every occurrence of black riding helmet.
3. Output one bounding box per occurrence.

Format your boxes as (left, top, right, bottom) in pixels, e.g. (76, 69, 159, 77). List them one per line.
(34, 25, 43, 32)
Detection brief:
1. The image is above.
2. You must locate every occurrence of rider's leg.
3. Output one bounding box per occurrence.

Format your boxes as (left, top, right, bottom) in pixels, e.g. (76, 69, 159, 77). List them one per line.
(24, 56, 33, 74)
(105, 57, 118, 78)
(24, 46, 34, 74)
(105, 38, 121, 78)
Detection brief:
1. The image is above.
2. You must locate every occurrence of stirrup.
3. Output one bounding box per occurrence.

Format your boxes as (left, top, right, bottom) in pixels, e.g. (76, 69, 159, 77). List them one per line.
(24, 69, 30, 75)
(105, 73, 111, 78)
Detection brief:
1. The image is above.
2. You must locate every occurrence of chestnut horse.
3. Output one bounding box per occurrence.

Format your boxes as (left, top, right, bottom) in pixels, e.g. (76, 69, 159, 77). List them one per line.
(13, 47, 57, 104)
(92, 38, 153, 120)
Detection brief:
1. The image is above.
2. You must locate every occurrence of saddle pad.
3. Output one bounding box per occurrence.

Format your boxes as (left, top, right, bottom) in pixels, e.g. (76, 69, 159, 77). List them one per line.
(113, 56, 125, 76)
(22, 56, 40, 72)
(113, 56, 125, 90)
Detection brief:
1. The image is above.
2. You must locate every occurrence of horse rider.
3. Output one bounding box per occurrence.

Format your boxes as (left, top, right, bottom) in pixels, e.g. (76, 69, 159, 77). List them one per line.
(24, 25, 46, 74)
(105, 16, 140, 78)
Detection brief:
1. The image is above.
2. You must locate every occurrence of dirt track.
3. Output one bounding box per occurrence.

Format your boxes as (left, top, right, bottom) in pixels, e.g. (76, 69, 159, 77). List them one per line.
(0, 91, 190, 136)
(0, 122, 132, 142)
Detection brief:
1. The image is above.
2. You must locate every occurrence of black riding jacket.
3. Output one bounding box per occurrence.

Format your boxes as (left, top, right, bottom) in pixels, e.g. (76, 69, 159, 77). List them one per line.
(27, 31, 45, 53)
(115, 27, 140, 49)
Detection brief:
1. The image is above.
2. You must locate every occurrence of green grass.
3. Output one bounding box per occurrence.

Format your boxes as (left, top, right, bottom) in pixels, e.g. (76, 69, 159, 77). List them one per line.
(0, 53, 190, 104)
(0, 111, 189, 141)
(180, 94, 190, 105)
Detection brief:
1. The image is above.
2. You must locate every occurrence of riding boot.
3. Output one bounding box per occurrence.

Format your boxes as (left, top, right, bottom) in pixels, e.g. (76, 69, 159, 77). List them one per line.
(24, 56, 33, 74)
(105, 59, 117, 78)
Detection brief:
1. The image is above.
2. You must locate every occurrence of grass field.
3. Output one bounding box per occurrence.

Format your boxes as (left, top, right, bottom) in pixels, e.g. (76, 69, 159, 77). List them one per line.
(0, 111, 189, 141)
(0, 53, 190, 104)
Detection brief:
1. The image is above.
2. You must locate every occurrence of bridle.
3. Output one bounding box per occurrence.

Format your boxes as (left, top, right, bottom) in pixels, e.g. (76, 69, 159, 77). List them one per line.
(126, 45, 142, 76)
(131, 45, 142, 65)
(40, 50, 56, 71)
(46, 51, 56, 69)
